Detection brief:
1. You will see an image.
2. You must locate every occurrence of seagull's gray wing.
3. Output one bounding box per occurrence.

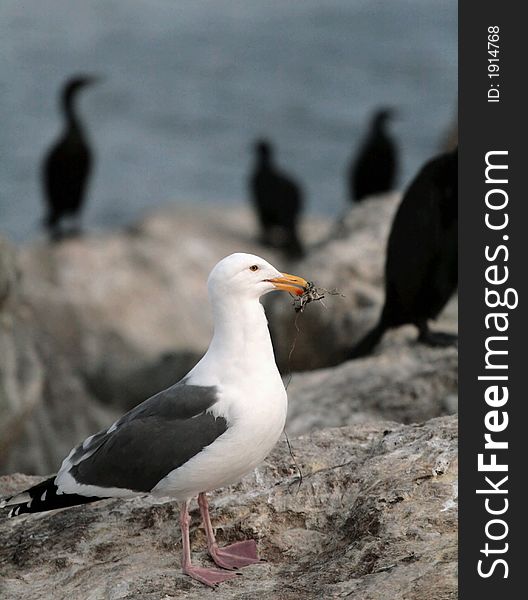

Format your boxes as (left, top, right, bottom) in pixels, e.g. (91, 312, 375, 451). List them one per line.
(63, 383, 227, 493)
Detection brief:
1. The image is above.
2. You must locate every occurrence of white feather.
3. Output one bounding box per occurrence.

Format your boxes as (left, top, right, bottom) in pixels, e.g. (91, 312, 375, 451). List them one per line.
(1, 492, 30, 507)
(54, 470, 140, 499)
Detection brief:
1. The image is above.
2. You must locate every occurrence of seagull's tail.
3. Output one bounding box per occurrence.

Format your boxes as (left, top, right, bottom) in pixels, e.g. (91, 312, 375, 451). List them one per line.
(1, 477, 100, 518)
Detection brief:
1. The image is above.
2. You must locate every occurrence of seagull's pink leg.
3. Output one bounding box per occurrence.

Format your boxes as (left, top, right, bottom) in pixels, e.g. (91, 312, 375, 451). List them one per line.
(179, 499, 237, 587)
(198, 492, 262, 570)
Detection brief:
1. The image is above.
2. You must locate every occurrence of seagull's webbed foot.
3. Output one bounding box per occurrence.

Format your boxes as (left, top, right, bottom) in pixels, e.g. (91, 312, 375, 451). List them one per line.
(209, 539, 261, 570)
(198, 492, 263, 570)
(180, 499, 238, 587)
(182, 564, 239, 588)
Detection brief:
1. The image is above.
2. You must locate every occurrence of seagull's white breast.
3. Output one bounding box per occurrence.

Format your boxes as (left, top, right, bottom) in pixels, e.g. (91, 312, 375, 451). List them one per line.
(151, 374, 287, 500)
(152, 285, 291, 500)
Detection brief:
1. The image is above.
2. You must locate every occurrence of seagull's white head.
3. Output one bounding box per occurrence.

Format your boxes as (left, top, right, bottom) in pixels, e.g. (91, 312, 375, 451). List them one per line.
(207, 253, 308, 302)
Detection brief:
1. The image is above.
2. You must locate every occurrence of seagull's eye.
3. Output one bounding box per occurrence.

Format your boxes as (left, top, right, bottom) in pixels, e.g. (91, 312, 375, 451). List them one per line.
(249, 265, 259, 272)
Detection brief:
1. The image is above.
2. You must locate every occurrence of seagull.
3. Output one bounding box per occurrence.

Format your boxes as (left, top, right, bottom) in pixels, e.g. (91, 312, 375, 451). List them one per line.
(42, 75, 98, 241)
(1, 253, 308, 588)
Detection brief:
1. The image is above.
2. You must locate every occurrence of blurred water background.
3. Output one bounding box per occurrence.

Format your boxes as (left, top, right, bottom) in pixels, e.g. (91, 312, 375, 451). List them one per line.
(0, 0, 456, 241)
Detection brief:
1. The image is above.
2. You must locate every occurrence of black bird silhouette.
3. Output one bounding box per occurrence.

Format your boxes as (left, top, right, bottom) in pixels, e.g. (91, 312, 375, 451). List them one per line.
(348, 108, 398, 203)
(42, 75, 98, 240)
(347, 148, 458, 359)
(249, 140, 304, 259)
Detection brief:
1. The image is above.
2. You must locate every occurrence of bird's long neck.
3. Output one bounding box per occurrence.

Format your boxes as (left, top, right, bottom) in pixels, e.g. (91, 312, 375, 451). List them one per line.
(61, 90, 83, 131)
(372, 119, 387, 137)
(257, 156, 274, 172)
(193, 296, 279, 384)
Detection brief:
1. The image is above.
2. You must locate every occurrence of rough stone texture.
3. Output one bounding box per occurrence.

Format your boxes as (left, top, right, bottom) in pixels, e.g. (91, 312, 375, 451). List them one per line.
(286, 345, 458, 435)
(0, 237, 42, 462)
(0, 238, 54, 473)
(0, 237, 19, 310)
(267, 193, 458, 372)
(0, 236, 115, 476)
(0, 416, 457, 600)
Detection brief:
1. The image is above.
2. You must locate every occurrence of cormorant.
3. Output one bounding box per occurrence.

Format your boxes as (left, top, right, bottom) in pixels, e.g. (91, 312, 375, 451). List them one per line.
(42, 75, 98, 240)
(249, 140, 304, 258)
(347, 148, 458, 359)
(348, 108, 398, 203)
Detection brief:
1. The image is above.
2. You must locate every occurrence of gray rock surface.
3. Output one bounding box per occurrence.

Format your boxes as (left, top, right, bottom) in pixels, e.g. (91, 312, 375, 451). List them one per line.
(286, 345, 458, 435)
(0, 237, 43, 466)
(0, 416, 457, 600)
(0, 236, 115, 476)
(0, 237, 18, 310)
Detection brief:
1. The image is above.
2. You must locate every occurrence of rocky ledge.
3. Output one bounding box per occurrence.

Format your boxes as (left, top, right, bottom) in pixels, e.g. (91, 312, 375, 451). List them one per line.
(0, 416, 457, 600)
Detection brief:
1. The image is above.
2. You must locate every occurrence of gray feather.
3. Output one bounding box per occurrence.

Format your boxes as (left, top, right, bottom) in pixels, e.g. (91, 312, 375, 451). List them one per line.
(66, 383, 228, 492)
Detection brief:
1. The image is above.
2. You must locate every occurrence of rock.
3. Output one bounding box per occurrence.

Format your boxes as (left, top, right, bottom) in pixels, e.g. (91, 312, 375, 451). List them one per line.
(0, 237, 45, 470)
(267, 193, 458, 371)
(0, 236, 116, 477)
(0, 416, 457, 600)
(0, 237, 18, 310)
(18, 205, 329, 410)
(286, 345, 458, 435)
(1, 349, 116, 476)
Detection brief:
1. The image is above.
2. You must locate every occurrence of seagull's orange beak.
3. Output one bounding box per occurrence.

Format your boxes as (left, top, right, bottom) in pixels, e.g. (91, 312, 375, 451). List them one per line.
(266, 273, 308, 296)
